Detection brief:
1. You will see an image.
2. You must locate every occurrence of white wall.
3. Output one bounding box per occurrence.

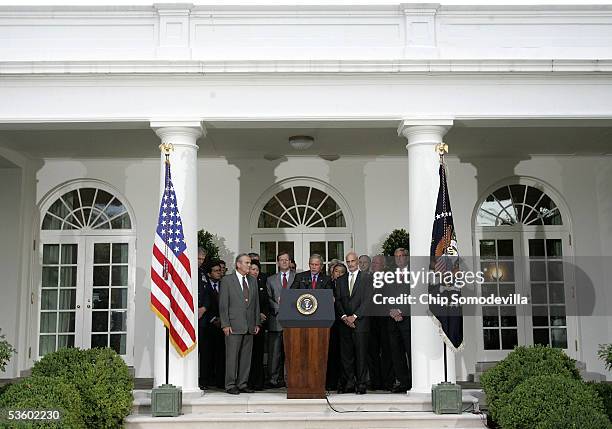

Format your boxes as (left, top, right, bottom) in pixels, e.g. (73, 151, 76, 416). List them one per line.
(0, 168, 22, 378)
(31, 153, 612, 380)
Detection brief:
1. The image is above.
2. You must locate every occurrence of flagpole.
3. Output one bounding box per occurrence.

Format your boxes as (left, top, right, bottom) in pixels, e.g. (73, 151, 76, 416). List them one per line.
(443, 342, 447, 383)
(165, 327, 169, 385)
(160, 142, 173, 387)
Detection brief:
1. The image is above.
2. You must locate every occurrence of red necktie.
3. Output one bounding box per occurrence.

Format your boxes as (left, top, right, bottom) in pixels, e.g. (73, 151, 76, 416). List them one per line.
(311, 275, 317, 289)
(282, 272, 288, 289)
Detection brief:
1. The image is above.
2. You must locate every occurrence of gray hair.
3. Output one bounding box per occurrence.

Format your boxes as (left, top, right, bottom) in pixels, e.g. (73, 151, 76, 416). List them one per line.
(309, 254, 323, 264)
(235, 253, 250, 265)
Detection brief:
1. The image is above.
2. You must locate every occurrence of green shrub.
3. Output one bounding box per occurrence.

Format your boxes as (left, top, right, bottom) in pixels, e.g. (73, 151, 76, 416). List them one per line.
(480, 345, 580, 421)
(497, 375, 611, 429)
(588, 381, 612, 422)
(32, 347, 133, 428)
(381, 229, 410, 256)
(0, 376, 84, 428)
(0, 382, 12, 399)
(0, 329, 16, 373)
(599, 344, 612, 372)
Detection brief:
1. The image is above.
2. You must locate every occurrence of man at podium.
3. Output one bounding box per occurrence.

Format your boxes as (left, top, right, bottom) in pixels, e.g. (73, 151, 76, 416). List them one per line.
(290, 254, 332, 290)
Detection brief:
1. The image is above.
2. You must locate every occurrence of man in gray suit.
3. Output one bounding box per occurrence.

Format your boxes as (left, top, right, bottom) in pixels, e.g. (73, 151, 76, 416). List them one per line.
(219, 253, 261, 394)
(265, 251, 295, 388)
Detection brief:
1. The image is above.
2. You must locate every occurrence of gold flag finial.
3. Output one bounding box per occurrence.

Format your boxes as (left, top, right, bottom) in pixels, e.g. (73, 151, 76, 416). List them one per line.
(435, 143, 448, 155)
(159, 142, 174, 155)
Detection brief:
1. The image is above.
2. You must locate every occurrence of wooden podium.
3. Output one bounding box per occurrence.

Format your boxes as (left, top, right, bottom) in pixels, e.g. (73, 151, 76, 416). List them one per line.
(278, 289, 335, 399)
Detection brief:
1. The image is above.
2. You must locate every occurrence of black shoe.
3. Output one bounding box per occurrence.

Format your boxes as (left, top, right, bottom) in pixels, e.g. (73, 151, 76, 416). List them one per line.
(356, 388, 367, 395)
(239, 387, 254, 393)
(391, 385, 408, 393)
(226, 387, 240, 395)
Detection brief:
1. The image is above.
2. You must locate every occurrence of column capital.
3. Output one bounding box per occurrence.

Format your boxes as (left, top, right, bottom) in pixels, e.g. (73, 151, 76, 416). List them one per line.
(150, 120, 205, 149)
(397, 119, 453, 149)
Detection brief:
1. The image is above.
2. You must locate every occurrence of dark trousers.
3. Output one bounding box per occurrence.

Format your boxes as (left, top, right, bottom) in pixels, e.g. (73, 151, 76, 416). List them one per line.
(387, 317, 412, 389)
(368, 316, 394, 390)
(199, 324, 226, 388)
(248, 329, 266, 389)
(338, 324, 368, 389)
(326, 320, 341, 389)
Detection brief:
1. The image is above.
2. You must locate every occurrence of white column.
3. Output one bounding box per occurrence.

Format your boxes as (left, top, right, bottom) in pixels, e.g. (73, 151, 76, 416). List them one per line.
(151, 120, 204, 394)
(398, 119, 456, 393)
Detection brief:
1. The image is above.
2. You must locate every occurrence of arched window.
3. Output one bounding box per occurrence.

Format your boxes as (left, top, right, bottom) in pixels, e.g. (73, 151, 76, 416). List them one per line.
(42, 187, 132, 231)
(258, 186, 346, 228)
(476, 184, 563, 227)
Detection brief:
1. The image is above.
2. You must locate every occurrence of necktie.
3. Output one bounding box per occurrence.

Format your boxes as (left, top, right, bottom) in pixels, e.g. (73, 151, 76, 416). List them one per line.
(242, 276, 249, 302)
(349, 272, 356, 296)
(213, 283, 218, 293)
(311, 275, 317, 289)
(282, 272, 288, 289)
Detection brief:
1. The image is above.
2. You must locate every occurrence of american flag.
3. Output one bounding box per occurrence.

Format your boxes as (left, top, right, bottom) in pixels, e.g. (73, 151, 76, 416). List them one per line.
(429, 162, 464, 351)
(150, 158, 196, 357)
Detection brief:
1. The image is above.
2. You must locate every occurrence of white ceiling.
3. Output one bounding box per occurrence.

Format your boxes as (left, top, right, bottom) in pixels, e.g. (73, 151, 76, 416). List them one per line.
(0, 123, 611, 160)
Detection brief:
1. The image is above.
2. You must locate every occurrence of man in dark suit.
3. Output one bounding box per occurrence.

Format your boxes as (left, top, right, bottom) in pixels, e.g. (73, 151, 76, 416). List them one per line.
(219, 253, 261, 394)
(265, 251, 295, 388)
(197, 248, 210, 390)
(385, 247, 412, 393)
(199, 260, 225, 389)
(335, 251, 373, 394)
(290, 254, 332, 290)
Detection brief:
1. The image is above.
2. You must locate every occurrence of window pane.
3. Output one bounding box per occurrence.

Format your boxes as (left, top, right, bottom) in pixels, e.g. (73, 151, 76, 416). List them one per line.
(501, 329, 518, 350)
(328, 241, 344, 261)
(309, 242, 326, 260)
(497, 262, 514, 282)
(110, 213, 131, 229)
(59, 290, 76, 310)
(546, 239, 563, 258)
(93, 266, 109, 286)
(482, 283, 497, 297)
(481, 262, 498, 283)
(40, 313, 57, 333)
(43, 245, 59, 264)
(550, 306, 566, 327)
(530, 261, 546, 281)
(94, 243, 110, 263)
(61, 244, 78, 264)
(110, 311, 127, 332)
(61, 190, 81, 212)
(548, 261, 564, 282)
(60, 267, 77, 288)
(41, 290, 58, 310)
(104, 198, 126, 219)
(483, 329, 500, 350)
(42, 214, 62, 230)
(42, 267, 59, 288)
(47, 198, 70, 219)
(479, 240, 496, 259)
(79, 188, 96, 208)
(482, 306, 499, 327)
(112, 243, 129, 263)
(325, 212, 346, 227)
(319, 197, 341, 217)
(39, 335, 56, 356)
(497, 240, 514, 259)
(111, 266, 128, 286)
(110, 334, 127, 355)
(529, 239, 545, 258)
(259, 242, 276, 262)
(91, 312, 108, 332)
(57, 312, 75, 333)
(263, 197, 283, 217)
(531, 283, 548, 304)
(57, 335, 75, 350)
(500, 306, 517, 327)
(275, 189, 294, 208)
(499, 283, 515, 298)
(94, 189, 113, 212)
(549, 283, 565, 304)
(533, 328, 550, 346)
(111, 289, 128, 309)
(551, 328, 567, 348)
(278, 242, 294, 259)
(532, 306, 549, 327)
(91, 334, 108, 348)
(93, 288, 109, 309)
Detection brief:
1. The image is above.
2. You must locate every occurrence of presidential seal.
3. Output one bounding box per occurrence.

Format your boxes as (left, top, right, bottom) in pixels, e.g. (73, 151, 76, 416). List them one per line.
(296, 293, 318, 316)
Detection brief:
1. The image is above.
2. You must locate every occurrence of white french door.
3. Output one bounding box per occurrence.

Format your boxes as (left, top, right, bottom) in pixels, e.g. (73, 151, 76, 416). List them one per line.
(475, 229, 576, 360)
(252, 233, 351, 274)
(38, 235, 135, 364)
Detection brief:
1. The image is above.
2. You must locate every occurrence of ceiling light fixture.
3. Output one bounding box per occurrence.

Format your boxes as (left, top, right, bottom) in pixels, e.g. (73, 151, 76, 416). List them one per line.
(288, 135, 314, 150)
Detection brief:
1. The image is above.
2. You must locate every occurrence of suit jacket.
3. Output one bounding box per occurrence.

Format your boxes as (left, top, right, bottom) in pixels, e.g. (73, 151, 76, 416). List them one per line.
(219, 272, 261, 335)
(335, 270, 373, 332)
(266, 270, 296, 332)
(203, 278, 221, 325)
(290, 271, 332, 290)
(256, 275, 270, 328)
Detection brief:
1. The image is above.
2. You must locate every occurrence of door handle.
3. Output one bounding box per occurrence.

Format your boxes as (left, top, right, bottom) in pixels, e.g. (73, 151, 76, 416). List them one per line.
(77, 305, 81, 308)
(87, 305, 91, 309)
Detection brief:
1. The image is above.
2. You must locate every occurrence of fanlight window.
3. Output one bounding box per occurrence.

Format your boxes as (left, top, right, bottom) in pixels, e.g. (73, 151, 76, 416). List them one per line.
(258, 186, 346, 228)
(477, 184, 562, 227)
(42, 187, 132, 230)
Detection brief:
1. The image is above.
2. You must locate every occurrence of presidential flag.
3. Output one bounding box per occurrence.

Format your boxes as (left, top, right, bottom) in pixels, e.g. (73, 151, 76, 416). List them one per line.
(150, 157, 196, 356)
(429, 162, 464, 351)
